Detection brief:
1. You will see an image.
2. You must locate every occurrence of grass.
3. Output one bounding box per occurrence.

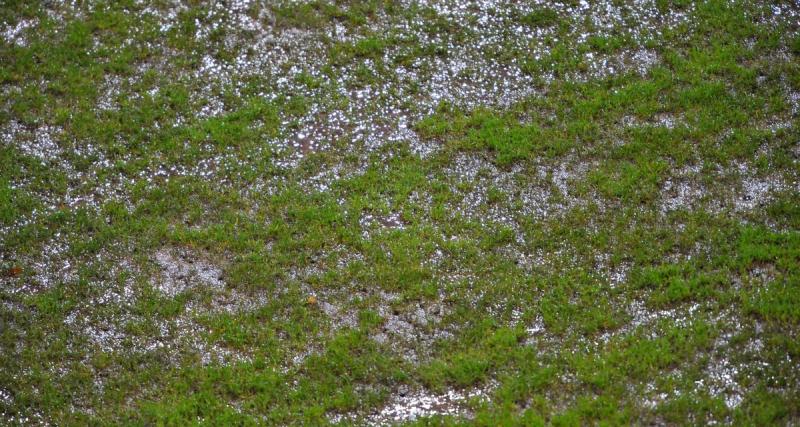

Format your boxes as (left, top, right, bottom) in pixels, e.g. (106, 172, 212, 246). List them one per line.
(1, 0, 799, 425)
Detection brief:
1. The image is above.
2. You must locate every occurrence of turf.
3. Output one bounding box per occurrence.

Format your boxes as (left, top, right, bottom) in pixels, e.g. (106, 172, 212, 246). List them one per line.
(1, 0, 799, 425)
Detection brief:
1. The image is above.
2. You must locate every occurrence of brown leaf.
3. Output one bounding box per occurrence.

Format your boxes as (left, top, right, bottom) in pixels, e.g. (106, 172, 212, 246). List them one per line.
(5, 266, 22, 277)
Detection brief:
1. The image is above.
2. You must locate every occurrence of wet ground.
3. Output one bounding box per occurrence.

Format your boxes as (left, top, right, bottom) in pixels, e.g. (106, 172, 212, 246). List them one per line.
(1, 0, 800, 425)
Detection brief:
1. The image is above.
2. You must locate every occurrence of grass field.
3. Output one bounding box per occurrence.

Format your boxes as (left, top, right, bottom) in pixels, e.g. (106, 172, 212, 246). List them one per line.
(1, 0, 799, 425)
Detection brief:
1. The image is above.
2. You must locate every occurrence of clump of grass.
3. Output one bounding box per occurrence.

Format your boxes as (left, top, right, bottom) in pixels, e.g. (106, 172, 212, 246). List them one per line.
(521, 8, 560, 28)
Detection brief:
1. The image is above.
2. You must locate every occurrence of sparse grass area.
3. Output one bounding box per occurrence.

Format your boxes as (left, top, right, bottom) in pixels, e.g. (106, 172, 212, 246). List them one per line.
(1, 0, 799, 425)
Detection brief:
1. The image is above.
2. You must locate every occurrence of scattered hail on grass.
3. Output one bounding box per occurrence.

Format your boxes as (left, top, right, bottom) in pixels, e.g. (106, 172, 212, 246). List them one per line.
(658, 160, 798, 215)
(1, 119, 133, 231)
(28, 234, 76, 292)
(52, 246, 259, 387)
(703, 312, 748, 410)
(0, 18, 36, 47)
(331, 382, 495, 425)
(730, 161, 795, 213)
(621, 112, 687, 130)
(1, 122, 63, 164)
(154, 248, 225, 297)
(367, 383, 494, 425)
(659, 163, 708, 214)
(2, 0, 800, 424)
(0, 0, 706, 227)
(442, 154, 595, 223)
(371, 294, 453, 363)
(297, 249, 455, 362)
(359, 210, 406, 238)
(78, 0, 694, 175)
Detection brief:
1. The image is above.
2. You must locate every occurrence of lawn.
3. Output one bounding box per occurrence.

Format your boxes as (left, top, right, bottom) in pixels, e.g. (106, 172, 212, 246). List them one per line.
(1, 0, 799, 425)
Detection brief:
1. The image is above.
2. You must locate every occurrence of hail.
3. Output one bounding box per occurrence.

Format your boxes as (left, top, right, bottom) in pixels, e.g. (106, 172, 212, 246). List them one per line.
(1, 17, 37, 47)
(1, 0, 709, 239)
(330, 382, 496, 425)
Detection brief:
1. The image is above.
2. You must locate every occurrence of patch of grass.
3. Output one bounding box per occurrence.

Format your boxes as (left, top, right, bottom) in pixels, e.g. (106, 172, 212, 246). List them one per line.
(521, 8, 561, 28)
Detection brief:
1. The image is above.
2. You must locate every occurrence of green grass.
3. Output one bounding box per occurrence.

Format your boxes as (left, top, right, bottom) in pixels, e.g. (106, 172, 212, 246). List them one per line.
(1, 0, 799, 425)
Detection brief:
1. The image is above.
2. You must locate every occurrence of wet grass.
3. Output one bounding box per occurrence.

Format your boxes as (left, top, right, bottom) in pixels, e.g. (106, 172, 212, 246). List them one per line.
(1, 0, 800, 425)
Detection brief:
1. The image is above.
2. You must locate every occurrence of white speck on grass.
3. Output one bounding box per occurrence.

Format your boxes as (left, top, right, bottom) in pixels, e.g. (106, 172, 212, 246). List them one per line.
(0, 388, 12, 406)
(526, 316, 546, 337)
